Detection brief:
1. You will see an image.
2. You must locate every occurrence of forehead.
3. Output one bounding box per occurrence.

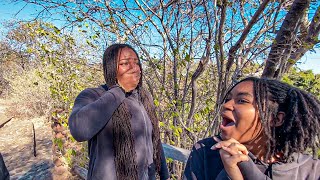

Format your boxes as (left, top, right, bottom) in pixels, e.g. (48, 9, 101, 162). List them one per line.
(229, 80, 254, 95)
(118, 47, 137, 59)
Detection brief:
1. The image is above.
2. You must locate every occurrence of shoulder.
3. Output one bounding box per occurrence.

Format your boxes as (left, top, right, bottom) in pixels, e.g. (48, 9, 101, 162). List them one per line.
(76, 86, 107, 99)
(296, 154, 320, 179)
(189, 137, 219, 157)
(185, 137, 224, 179)
(274, 153, 319, 171)
(296, 153, 320, 168)
(192, 137, 217, 150)
(273, 153, 320, 179)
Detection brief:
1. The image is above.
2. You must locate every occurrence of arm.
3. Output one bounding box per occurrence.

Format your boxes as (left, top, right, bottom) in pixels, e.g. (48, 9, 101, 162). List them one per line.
(219, 146, 247, 180)
(214, 137, 270, 180)
(212, 137, 249, 180)
(238, 159, 271, 180)
(159, 143, 170, 180)
(68, 86, 125, 141)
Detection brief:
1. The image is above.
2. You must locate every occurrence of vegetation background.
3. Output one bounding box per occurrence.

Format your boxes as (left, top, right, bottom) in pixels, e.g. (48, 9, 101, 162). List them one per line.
(0, 0, 319, 179)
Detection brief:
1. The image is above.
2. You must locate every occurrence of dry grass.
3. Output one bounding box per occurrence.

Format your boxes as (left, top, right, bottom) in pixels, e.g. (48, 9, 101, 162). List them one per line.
(3, 68, 53, 119)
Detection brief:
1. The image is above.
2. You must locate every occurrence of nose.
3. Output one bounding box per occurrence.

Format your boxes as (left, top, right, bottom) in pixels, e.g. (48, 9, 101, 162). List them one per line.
(221, 99, 234, 111)
(129, 61, 140, 72)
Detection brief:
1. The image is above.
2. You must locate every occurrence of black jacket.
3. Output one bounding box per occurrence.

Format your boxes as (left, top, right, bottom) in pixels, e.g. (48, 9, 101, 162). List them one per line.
(69, 85, 169, 180)
(184, 137, 320, 180)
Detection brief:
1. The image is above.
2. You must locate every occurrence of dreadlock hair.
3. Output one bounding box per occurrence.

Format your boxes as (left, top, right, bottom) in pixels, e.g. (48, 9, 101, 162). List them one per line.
(102, 44, 162, 180)
(231, 77, 320, 163)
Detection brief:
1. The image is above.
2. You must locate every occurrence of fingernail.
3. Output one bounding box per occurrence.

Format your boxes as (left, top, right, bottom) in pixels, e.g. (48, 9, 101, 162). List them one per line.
(213, 136, 221, 142)
(210, 143, 221, 150)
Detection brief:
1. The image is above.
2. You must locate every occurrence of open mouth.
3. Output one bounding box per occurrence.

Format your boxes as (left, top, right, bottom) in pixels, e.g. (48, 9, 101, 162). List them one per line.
(222, 117, 235, 127)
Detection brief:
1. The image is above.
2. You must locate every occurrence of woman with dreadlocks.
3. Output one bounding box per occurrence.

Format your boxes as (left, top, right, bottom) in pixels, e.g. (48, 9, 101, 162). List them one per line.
(69, 44, 169, 180)
(184, 76, 320, 180)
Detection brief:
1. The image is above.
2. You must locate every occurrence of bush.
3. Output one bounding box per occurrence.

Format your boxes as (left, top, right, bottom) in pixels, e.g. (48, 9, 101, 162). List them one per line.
(4, 67, 53, 118)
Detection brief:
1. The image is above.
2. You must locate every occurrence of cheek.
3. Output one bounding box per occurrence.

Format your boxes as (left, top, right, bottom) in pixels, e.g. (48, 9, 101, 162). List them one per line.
(235, 107, 258, 129)
(117, 66, 127, 76)
(236, 107, 256, 118)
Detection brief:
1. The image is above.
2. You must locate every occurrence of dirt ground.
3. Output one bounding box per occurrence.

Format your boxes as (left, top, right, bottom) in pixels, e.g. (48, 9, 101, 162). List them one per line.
(0, 99, 78, 179)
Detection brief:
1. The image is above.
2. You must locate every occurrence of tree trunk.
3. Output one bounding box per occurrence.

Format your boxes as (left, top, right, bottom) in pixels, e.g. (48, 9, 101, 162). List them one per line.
(283, 6, 320, 73)
(262, 0, 311, 78)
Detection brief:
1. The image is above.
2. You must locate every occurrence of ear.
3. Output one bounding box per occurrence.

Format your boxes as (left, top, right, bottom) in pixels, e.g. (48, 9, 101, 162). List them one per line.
(271, 112, 285, 127)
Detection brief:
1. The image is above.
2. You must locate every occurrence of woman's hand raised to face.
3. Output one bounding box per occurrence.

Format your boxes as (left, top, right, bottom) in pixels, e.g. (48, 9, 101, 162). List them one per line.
(116, 47, 141, 92)
(211, 136, 249, 180)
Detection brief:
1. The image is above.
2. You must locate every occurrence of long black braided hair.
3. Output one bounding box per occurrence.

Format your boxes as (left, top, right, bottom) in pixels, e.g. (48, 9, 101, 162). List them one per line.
(103, 44, 162, 180)
(231, 77, 320, 162)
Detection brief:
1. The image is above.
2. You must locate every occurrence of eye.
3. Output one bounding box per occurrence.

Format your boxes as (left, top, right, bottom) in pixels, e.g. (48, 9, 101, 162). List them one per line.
(119, 62, 129, 66)
(237, 99, 249, 104)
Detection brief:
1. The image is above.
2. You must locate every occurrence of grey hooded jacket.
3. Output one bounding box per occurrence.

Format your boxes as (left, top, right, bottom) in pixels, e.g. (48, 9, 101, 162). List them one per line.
(69, 85, 169, 180)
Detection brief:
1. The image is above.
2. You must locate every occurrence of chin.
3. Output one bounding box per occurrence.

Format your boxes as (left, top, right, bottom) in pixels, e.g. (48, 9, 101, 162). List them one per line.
(220, 132, 230, 141)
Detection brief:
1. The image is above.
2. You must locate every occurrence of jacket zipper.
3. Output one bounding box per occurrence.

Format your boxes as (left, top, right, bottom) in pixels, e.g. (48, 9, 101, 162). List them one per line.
(139, 100, 152, 180)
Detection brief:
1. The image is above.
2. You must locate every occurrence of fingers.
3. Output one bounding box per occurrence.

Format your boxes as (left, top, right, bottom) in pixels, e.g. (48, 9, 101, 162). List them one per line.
(211, 140, 248, 155)
(228, 142, 248, 155)
(211, 136, 224, 150)
(219, 144, 249, 164)
(213, 136, 239, 144)
(221, 144, 248, 157)
(117, 71, 140, 92)
(213, 136, 221, 142)
(216, 138, 249, 180)
(221, 143, 240, 155)
(219, 148, 247, 180)
(220, 148, 249, 164)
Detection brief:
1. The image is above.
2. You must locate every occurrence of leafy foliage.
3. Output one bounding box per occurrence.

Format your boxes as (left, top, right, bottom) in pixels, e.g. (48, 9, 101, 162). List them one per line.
(1, 0, 320, 177)
(283, 68, 320, 98)
(0, 21, 103, 169)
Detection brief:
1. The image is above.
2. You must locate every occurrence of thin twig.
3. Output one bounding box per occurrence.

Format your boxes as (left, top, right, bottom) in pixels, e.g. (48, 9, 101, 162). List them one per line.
(0, 117, 14, 129)
(32, 122, 37, 157)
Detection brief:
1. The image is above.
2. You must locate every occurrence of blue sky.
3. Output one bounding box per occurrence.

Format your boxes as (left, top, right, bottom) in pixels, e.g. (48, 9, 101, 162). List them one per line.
(0, 1, 319, 74)
(0, 1, 40, 36)
(1, 1, 38, 23)
(297, 52, 320, 74)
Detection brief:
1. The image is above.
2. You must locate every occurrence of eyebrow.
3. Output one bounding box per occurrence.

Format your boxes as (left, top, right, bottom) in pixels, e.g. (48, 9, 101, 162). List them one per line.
(236, 92, 253, 98)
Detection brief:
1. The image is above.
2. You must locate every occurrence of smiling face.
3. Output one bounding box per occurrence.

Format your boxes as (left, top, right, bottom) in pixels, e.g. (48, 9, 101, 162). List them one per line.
(220, 80, 263, 144)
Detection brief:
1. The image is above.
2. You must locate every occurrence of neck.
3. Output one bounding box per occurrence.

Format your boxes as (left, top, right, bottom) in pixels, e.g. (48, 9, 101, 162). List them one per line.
(245, 138, 266, 160)
(245, 135, 283, 164)
(263, 153, 283, 163)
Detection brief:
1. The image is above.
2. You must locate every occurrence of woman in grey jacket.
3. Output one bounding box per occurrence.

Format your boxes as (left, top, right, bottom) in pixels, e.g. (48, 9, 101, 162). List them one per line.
(184, 77, 320, 180)
(69, 44, 169, 180)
